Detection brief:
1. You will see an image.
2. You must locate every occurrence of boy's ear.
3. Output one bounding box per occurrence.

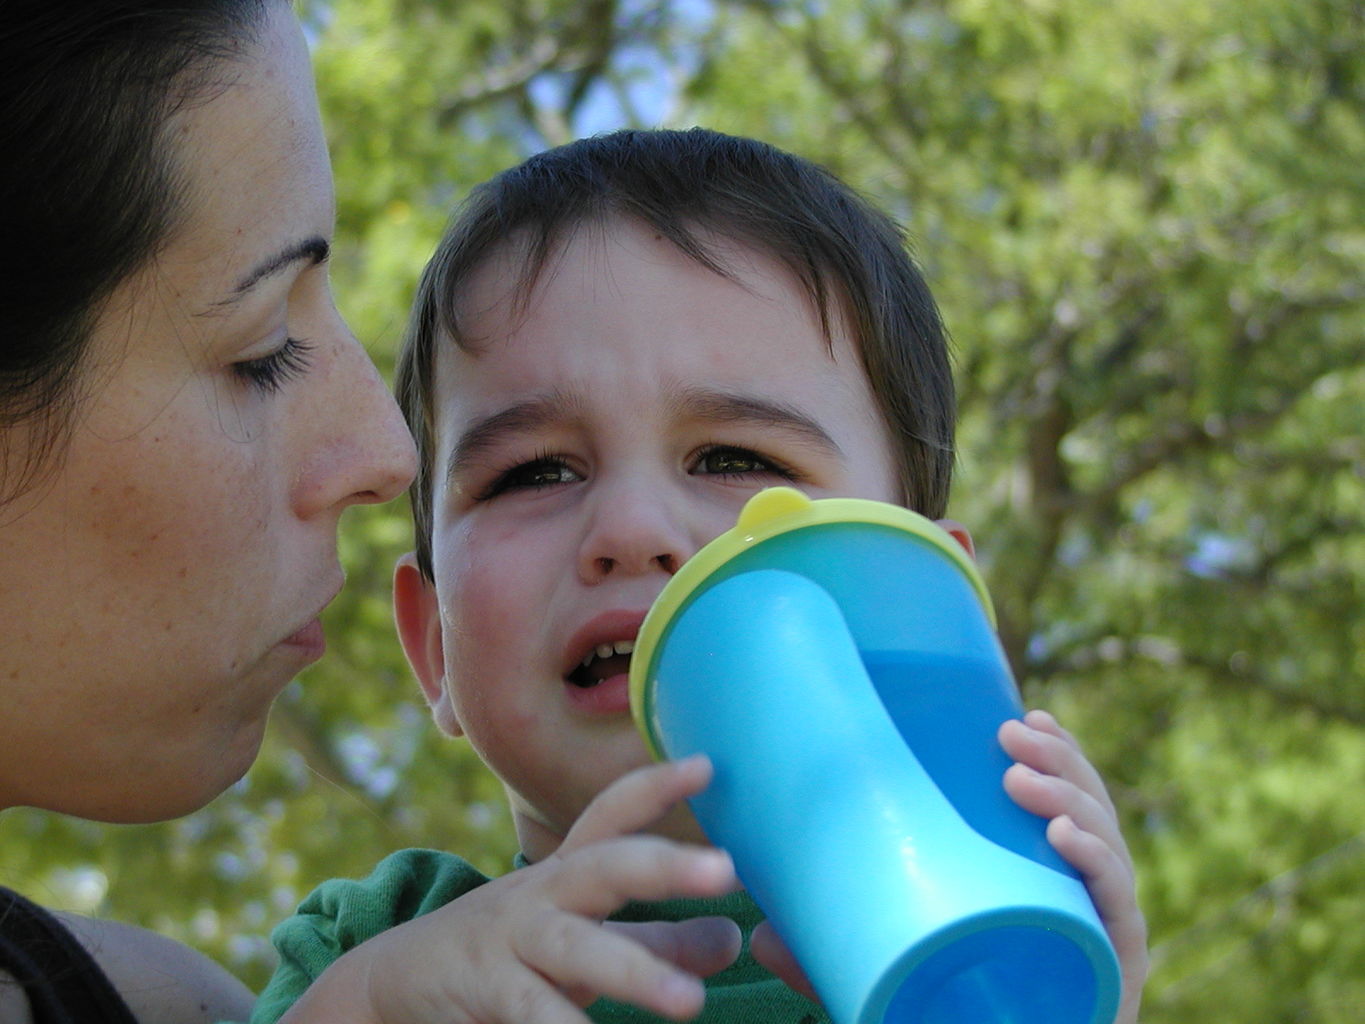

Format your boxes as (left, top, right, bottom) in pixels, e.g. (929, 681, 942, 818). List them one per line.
(935, 519, 975, 560)
(393, 553, 464, 738)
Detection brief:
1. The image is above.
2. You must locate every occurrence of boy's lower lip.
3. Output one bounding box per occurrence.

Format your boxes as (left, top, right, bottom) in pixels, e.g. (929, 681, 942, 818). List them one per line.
(564, 671, 632, 715)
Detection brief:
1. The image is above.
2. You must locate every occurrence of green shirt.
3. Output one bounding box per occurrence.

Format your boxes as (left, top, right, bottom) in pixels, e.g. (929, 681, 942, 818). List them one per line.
(250, 848, 827, 1024)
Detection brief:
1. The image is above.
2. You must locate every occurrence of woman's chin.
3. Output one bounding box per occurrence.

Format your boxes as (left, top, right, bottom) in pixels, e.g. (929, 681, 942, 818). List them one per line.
(101, 726, 265, 824)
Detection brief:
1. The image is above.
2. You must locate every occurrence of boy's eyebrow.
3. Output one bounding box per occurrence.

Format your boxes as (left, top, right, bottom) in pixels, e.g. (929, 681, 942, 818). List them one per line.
(446, 391, 585, 483)
(671, 386, 844, 457)
(446, 386, 843, 486)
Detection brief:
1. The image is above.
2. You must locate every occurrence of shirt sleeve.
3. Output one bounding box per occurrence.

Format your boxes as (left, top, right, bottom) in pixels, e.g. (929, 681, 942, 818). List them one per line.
(248, 848, 493, 1024)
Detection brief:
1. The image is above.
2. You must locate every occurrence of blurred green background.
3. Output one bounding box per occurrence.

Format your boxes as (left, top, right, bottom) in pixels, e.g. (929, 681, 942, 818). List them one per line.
(3, 0, 1362, 1019)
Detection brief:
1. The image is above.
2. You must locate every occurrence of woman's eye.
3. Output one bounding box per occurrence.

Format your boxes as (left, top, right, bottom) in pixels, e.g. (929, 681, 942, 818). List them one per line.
(231, 337, 314, 393)
(482, 457, 581, 498)
(694, 445, 794, 478)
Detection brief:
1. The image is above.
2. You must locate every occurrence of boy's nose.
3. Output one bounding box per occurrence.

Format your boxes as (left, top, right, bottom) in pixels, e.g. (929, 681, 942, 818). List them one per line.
(587, 550, 680, 579)
(576, 485, 693, 585)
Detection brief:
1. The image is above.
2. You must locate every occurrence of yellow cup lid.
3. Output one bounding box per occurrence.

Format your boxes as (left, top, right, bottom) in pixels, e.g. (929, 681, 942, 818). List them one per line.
(628, 487, 993, 757)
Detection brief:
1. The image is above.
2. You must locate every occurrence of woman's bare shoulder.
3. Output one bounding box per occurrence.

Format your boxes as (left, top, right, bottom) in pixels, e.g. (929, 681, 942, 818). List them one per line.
(53, 913, 254, 1024)
(0, 972, 32, 1024)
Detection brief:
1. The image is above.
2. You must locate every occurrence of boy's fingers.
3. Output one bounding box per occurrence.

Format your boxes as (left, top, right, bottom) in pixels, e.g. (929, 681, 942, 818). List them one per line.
(749, 921, 818, 1002)
(562, 756, 713, 852)
(515, 913, 707, 1021)
(999, 713, 1118, 820)
(1047, 817, 1150, 1020)
(1003, 763, 1134, 877)
(544, 836, 736, 918)
(1047, 815, 1138, 924)
(478, 964, 595, 1024)
(604, 917, 743, 979)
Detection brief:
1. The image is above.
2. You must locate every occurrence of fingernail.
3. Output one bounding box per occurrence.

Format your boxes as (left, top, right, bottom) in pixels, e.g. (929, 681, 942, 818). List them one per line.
(1048, 814, 1076, 839)
(701, 848, 734, 873)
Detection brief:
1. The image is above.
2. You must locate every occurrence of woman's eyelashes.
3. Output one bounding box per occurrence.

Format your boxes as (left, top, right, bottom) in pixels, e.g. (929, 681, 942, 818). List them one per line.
(231, 336, 315, 393)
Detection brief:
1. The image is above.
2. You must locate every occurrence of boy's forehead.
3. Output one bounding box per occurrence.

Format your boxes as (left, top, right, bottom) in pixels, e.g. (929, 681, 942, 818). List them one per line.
(426, 215, 871, 431)
(444, 217, 835, 343)
(455, 214, 833, 327)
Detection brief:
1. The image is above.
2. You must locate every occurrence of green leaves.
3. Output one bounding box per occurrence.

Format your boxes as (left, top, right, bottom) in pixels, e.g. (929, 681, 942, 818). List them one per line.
(5, 0, 1360, 1015)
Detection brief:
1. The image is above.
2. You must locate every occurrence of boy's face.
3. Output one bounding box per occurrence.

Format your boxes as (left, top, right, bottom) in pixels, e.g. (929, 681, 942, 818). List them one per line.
(395, 218, 904, 861)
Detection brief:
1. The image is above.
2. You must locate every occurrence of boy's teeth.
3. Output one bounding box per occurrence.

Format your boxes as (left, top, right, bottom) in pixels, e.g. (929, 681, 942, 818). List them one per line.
(581, 639, 636, 668)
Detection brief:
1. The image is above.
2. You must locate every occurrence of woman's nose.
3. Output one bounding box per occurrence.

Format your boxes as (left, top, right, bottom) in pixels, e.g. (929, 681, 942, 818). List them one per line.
(292, 334, 417, 520)
(577, 481, 696, 585)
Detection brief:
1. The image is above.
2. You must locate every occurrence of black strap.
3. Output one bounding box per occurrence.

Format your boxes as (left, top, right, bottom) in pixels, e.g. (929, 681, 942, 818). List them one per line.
(0, 887, 138, 1024)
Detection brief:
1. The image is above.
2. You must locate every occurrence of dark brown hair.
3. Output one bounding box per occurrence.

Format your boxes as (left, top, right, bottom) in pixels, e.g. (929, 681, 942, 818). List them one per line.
(397, 128, 956, 579)
(0, 0, 271, 503)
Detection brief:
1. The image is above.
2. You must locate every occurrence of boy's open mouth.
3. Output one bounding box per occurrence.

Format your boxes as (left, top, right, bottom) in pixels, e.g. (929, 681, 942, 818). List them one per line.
(567, 639, 634, 688)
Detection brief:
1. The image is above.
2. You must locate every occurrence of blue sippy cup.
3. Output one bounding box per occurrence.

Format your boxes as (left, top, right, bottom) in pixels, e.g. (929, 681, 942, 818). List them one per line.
(628, 487, 1121, 1024)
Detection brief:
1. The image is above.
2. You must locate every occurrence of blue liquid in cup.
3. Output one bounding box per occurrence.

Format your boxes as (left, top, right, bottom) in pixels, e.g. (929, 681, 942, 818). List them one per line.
(864, 650, 1074, 878)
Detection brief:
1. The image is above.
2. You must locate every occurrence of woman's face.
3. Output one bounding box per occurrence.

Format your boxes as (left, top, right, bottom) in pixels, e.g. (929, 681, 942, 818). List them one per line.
(0, 5, 415, 821)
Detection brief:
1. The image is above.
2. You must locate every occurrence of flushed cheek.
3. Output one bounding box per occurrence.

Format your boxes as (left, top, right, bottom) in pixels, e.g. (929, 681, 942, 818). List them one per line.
(439, 529, 559, 728)
(444, 562, 533, 702)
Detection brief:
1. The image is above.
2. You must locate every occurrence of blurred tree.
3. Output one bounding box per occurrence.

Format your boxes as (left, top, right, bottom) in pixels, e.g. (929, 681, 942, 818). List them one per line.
(675, 2, 1365, 1019)
(3, 0, 1360, 1018)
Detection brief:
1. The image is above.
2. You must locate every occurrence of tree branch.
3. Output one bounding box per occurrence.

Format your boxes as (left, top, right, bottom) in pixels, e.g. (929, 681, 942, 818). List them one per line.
(435, 37, 567, 128)
(735, 0, 918, 171)
(1033, 634, 1365, 727)
(1149, 831, 1365, 980)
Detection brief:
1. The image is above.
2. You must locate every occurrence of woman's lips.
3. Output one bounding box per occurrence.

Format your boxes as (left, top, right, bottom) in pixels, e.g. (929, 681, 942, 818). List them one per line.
(281, 617, 326, 660)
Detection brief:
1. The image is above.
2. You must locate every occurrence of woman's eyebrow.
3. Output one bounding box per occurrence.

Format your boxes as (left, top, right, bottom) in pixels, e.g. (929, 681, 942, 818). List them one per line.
(226, 236, 330, 300)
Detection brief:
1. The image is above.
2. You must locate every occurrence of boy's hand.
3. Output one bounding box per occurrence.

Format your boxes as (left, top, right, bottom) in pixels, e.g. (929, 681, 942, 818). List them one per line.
(752, 709, 1149, 1024)
(999, 708, 1149, 1024)
(284, 756, 741, 1024)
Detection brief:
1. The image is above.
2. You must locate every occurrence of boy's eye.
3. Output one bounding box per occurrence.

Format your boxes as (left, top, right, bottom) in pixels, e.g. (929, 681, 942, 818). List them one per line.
(693, 445, 794, 479)
(231, 337, 314, 393)
(482, 456, 582, 498)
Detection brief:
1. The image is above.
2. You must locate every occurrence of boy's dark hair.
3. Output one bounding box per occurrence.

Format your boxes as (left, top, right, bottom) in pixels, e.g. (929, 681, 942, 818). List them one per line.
(397, 127, 956, 580)
(0, 0, 270, 504)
